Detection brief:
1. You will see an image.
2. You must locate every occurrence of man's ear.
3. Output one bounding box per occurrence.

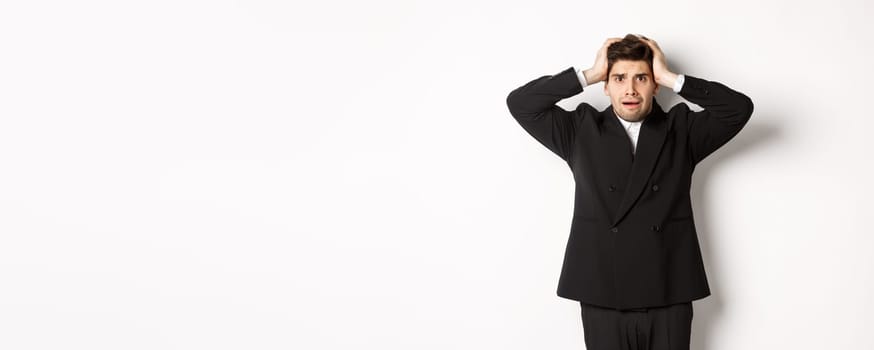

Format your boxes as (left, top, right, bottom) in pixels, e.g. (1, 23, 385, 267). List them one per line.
(603, 83, 609, 96)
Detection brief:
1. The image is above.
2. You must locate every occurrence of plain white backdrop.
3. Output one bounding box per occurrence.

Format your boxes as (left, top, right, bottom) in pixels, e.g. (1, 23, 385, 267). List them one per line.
(1, 0, 872, 349)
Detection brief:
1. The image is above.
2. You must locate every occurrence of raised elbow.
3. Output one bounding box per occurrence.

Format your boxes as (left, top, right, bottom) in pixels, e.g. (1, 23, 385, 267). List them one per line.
(741, 95, 754, 122)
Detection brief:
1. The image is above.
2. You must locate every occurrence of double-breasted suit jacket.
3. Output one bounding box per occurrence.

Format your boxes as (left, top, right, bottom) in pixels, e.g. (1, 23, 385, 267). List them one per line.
(505, 66, 753, 310)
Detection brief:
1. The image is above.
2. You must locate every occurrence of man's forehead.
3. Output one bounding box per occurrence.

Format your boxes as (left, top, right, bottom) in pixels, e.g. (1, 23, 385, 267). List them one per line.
(611, 60, 651, 75)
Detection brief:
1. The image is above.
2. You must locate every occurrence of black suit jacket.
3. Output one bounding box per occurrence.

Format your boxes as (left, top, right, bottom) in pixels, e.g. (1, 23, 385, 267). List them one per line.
(506, 66, 753, 310)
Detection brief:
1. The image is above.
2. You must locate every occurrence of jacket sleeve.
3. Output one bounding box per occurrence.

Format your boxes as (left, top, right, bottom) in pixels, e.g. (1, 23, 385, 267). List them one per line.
(677, 75, 754, 165)
(505, 66, 585, 162)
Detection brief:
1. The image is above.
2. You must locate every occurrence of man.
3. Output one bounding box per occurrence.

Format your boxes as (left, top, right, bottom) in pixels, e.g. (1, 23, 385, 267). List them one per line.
(505, 34, 753, 350)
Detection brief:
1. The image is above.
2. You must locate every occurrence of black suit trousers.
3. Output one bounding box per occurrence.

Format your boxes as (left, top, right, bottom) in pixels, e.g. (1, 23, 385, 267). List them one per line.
(580, 301, 693, 350)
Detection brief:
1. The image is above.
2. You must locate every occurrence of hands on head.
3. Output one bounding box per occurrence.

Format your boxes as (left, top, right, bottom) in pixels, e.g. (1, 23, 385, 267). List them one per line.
(583, 34, 677, 88)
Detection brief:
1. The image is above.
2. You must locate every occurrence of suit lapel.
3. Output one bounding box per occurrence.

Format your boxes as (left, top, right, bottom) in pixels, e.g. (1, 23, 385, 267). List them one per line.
(601, 106, 635, 165)
(610, 100, 669, 227)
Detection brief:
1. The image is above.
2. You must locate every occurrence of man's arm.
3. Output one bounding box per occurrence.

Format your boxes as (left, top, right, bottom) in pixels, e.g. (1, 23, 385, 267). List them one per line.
(506, 66, 585, 161)
(678, 76, 754, 164)
(506, 38, 620, 161)
(639, 36, 753, 164)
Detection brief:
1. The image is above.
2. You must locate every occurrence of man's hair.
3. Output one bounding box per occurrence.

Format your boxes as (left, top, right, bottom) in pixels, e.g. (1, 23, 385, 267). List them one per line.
(606, 34, 654, 82)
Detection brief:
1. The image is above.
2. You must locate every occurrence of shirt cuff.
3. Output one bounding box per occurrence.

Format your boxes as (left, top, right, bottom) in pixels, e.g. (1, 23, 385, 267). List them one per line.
(672, 74, 685, 93)
(575, 66, 588, 88)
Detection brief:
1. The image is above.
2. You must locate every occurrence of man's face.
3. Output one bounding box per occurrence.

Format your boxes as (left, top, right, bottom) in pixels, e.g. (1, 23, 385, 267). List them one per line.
(604, 59, 659, 122)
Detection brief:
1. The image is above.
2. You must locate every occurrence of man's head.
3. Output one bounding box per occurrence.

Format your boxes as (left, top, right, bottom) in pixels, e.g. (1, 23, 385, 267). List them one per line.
(604, 34, 659, 122)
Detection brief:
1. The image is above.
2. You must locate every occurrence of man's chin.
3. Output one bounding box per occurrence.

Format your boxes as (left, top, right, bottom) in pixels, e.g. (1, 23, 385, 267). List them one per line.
(618, 113, 643, 122)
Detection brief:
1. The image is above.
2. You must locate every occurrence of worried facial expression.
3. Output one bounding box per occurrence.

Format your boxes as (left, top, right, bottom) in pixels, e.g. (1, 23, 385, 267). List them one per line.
(604, 60, 659, 122)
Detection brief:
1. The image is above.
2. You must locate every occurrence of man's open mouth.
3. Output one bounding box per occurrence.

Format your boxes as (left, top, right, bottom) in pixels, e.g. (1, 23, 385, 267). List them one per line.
(622, 101, 641, 109)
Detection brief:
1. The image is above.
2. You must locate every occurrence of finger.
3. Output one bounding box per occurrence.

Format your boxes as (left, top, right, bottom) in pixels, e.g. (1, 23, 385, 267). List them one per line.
(636, 34, 657, 46)
(641, 37, 659, 50)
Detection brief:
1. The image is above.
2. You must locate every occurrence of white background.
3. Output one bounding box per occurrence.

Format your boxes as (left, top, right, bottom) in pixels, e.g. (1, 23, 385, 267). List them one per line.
(1, 0, 872, 349)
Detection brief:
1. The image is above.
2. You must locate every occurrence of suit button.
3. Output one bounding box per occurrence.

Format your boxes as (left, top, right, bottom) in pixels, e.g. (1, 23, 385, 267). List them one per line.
(704, 89, 710, 95)
(651, 225, 661, 232)
(608, 185, 616, 192)
(652, 184, 659, 191)
(611, 227, 619, 233)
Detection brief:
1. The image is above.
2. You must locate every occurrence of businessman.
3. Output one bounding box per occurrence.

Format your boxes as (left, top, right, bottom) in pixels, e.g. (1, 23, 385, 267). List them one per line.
(505, 34, 753, 350)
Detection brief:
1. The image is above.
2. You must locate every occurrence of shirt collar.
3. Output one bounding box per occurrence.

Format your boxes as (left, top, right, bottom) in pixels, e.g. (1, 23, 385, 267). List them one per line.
(614, 111, 643, 131)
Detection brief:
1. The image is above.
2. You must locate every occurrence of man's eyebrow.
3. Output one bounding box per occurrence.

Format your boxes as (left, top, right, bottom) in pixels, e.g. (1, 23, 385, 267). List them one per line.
(610, 73, 650, 78)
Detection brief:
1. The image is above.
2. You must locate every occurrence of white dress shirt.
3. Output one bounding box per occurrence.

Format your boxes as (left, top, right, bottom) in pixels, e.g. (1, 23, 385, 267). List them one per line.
(574, 67, 685, 155)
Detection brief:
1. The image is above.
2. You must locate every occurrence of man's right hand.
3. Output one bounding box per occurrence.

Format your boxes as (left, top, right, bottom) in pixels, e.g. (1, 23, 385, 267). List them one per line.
(583, 38, 621, 85)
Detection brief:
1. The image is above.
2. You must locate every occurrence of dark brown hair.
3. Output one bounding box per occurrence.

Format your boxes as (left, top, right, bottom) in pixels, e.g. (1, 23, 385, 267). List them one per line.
(606, 34, 654, 83)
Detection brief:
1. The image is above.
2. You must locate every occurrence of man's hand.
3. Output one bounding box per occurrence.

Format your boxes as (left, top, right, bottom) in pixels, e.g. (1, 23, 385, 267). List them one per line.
(636, 35, 679, 89)
(583, 37, 621, 85)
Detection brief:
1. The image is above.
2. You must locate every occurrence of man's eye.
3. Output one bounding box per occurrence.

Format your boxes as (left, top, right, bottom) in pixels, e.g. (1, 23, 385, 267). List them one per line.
(636, 76, 646, 81)
(615, 76, 623, 81)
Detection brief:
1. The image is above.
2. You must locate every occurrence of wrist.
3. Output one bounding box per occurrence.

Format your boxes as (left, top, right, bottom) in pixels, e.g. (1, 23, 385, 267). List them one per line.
(656, 71, 678, 88)
(583, 68, 604, 85)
